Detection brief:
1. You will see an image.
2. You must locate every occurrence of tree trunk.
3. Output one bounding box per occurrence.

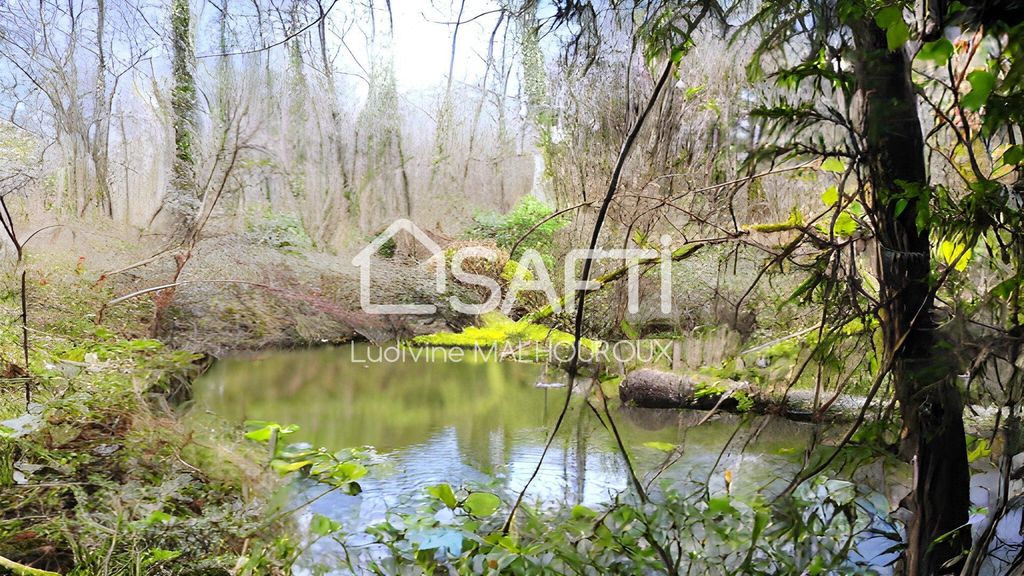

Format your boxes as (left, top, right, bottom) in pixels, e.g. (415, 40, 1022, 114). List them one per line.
(517, 5, 553, 205)
(165, 0, 198, 236)
(92, 0, 112, 217)
(849, 17, 970, 575)
(315, 0, 350, 245)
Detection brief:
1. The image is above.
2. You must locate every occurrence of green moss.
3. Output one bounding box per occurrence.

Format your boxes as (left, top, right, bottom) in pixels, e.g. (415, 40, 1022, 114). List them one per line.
(411, 311, 600, 358)
(746, 208, 804, 232)
(693, 379, 728, 399)
(501, 259, 534, 283)
(734, 391, 755, 412)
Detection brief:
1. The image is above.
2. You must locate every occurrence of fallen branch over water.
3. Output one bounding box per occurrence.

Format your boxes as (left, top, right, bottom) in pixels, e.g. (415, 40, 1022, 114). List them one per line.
(619, 368, 872, 422)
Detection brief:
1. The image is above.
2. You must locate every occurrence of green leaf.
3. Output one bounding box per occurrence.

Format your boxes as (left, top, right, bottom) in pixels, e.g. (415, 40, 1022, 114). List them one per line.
(886, 20, 910, 51)
(939, 239, 972, 271)
(670, 45, 686, 63)
(310, 513, 342, 536)
(707, 496, 736, 516)
(142, 549, 181, 568)
(894, 198, 909, 217)
(642, 441, 677, 452)
(571, 504, 597, 519)
(821, 186, 839, 206)
(142, 510, 174, 526)
(270, 459, 311, 474)
(967, 438, 990, 463)
(244, 427, 273, 442)
(874, 6, 910, 51)
(684, 85, 706, 100)
(243, 421, 299, 442)
(915, 202, 931, 233)
(874, 6, 903, 28)
(991, 277, 1021, 299)
(1001, 145, 1024, 166)
(962, 70, 996, 111)
(462, 492, 501, 517)
(751, 509, 770, 543)
(427, 483, 458, 509)
(917, 38, 954, 65)
(821, 157, 845, 173)
(619, 319, 640, 340)
(330, 461, 368, 482)
(819, 211, 860, 237)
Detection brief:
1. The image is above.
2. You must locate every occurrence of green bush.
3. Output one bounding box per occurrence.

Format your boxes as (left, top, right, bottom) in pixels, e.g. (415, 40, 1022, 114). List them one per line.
(246, 209, 312, 251)
(467, 196, 567, 264)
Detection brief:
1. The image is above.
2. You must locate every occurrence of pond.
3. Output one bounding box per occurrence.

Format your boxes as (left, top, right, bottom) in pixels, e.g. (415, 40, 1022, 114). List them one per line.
(191, 344, 901, 572)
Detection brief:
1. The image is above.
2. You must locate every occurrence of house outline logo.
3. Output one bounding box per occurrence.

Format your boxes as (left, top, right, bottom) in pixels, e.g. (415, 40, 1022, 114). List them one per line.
(351, 219, 446, 315)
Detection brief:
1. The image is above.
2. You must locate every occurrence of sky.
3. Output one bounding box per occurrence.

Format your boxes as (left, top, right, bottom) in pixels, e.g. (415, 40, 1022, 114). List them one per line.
(387, 1, 506, 91)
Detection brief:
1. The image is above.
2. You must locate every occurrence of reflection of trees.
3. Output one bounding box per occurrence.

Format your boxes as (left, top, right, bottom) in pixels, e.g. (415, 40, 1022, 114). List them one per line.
(195, 345, 817, 509)
(197, 345, 548, 455)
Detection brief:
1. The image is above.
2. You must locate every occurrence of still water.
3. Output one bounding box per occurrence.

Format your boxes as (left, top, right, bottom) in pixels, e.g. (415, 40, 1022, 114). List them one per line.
(191, 344, 899, 571)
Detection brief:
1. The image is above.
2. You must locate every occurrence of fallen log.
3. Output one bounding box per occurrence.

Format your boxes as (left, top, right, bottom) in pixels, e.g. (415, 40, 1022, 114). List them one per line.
(619, 368, 872, 422)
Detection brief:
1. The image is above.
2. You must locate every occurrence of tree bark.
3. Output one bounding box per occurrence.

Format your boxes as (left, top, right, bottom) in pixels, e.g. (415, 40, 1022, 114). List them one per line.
(165, 0, 198, 235)
(92, 0, 112, 217)
(849, 16, 970, 575)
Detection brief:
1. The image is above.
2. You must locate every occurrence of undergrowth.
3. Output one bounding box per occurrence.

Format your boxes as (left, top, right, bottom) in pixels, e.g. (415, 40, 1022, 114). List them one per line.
(0, 260, 292, 575)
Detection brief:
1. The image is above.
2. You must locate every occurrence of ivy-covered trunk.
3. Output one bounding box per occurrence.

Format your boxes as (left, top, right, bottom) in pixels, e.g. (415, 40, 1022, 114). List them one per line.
(166, 0, 197, 235)
(91, 0, 112, 217)
(850, 16, 970, 575)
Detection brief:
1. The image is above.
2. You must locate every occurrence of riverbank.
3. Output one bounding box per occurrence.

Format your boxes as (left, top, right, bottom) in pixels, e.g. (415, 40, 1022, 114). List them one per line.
(0, 254, 280, 573)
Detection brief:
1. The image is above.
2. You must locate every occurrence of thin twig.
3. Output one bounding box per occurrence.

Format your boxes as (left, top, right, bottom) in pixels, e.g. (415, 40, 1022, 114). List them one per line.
(21, 270, 29, 405)
(197, 0, 340, 59)
(501, 56, 678, 574)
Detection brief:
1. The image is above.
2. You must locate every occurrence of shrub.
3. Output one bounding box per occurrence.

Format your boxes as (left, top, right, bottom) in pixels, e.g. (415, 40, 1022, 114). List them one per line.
(467, 196, 567, 264)
(245, 209, 313, 251)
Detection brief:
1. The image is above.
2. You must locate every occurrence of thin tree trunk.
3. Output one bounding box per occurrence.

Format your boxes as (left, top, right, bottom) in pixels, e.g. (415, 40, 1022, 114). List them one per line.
(92, 0, 112, 217)
(316, 0, 350, 244)
(850, 17, 970, 575)
(463, 12, 504, 191)
(428, 0, 466, 196)
(165, 0, 198, 236)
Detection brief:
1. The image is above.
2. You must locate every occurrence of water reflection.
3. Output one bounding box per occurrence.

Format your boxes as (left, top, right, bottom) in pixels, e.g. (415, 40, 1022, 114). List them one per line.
(195, 345, 813, 505)
(193, 344, 894, 571)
